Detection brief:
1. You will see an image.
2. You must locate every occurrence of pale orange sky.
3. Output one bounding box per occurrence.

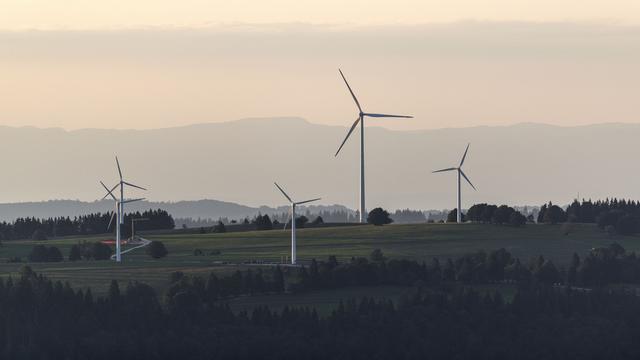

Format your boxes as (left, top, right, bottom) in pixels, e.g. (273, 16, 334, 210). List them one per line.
(1, 1, 640, 130)
(3, 0, 640, 29)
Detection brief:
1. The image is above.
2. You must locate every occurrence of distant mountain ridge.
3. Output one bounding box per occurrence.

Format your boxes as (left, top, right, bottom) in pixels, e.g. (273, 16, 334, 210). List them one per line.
(0, 199, 352, 223)
(0, 118, 638, 211)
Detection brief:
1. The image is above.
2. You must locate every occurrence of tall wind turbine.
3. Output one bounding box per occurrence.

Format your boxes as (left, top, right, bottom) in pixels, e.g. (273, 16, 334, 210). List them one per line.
(101, 181, 145, 261)
(433, 144, 477, 223)
(335, 69, 413, 223)
(100, 156, 147, 262)
(274, 182, 320, 265)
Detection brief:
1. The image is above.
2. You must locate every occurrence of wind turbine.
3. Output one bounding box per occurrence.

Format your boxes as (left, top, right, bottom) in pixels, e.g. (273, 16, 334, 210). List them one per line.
(100, 156, 146, 262)
(433, 144, 477, 223)
(100, 181, 145, 261)
(274, 182, 320, 265)
(334, 69, 413, 223)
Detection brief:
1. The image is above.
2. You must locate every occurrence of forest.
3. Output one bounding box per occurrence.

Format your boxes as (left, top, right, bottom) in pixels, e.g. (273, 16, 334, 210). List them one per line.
(3, 246, 640, 359)
(0, 209, 174, 240)
(538, 198, 640, 234)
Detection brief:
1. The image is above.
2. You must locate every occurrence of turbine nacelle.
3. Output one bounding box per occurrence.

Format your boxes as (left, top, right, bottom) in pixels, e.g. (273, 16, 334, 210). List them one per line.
(432, 143, 477, 191)
(335, 69, 414, 157)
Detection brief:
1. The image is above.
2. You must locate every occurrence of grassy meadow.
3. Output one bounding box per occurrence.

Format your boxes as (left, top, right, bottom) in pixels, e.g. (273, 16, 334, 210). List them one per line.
(0, 222, 635, 297)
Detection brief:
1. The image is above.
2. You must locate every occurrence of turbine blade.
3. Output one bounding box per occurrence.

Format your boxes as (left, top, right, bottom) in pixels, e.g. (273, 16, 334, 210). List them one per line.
(284, 209, 292, 230)
(432, 167, 457, 173)
(274, 182, 293, 203)
(123, 181, 147, 191)
(115, 156, 123, 180)
(295, 198, 321, 205)
(335, 117, 361, 157)
(122, 198, 145, 204)
(363, 113, 413, 118)
(460, 169, 477, 191)
(107, 211, 116, 231)
(460, 143, 470, 167)
(100, 181, 117, 201)
(339, 69, 362, 113)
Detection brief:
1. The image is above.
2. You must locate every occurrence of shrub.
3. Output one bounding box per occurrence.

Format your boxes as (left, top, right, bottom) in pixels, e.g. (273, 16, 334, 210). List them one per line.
(90, 242, 113, 260)
(147, 241, 168, 259)
(69, 244, 82, 261)
(28, 245, 63, 262)
(213, 221, 227, 233)
(446, 209, 465, 223)
(295, 216, 309, 228)
(367, 208, 393, 226)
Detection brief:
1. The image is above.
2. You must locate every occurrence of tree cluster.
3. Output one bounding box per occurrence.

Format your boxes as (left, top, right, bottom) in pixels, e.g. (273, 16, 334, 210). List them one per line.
(566, 243, 640, 286)
(466, 203, 527, 226)
(147, 241, 168, 259)
(537, 202, 568, 224)
(28, 245, 63, 262)
(253, 214, 273, 230)
(289, 249, 561, 292)
(0, 209, 175, 240)
(536, 199, 640, 235)
(69, 241, 113, 261)
(367, 208, 393, 226)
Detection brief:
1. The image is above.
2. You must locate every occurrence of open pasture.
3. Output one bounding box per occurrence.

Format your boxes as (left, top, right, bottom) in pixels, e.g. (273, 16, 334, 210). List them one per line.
(0, 223, 634, 294)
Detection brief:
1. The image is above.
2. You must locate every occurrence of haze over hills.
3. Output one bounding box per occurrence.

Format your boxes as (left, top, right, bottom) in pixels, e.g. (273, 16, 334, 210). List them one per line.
(0, 199, 352, 223)
(0, 118, 638, 214)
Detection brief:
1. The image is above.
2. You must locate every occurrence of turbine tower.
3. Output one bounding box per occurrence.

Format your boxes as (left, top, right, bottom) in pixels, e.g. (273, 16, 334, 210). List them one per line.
(335, 69, 413, 223)
(101, 181, 145, 261)
(433, 144, 477, 223)
(100, 156, 146, 262)
(274, 182, 320, 265)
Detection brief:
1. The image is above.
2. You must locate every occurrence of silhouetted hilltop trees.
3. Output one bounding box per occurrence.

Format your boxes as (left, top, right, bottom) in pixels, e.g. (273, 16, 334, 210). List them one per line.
(0, 209, 174, 240)
(446, 209, 465, 222)
(253, 214, 273, 230)
(466, 203, 527, 226)
(538, 199, 640, 235)
(367, 208, 393, 226)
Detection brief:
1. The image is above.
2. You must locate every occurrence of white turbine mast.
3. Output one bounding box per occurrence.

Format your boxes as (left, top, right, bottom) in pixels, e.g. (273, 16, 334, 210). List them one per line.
(100, 156, 146, 262)
(432, 143, 477, 223)
(334, 69, 413, 223)
(274, 182, 320, 265)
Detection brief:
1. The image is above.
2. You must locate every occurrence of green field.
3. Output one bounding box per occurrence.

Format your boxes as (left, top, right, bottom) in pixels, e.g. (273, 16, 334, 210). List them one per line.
(0, 223, 635, 295)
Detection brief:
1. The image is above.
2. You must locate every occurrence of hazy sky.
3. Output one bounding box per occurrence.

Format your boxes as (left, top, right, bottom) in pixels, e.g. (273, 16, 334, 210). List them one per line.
(3, 0, 640, 29)
(2, 1, 640, 130)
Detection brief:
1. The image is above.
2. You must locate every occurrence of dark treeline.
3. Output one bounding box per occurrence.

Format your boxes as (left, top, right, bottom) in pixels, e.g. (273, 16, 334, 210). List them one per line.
(177, 208, 432, 228)
(170, 248, 562, 301)
(6, 261, 640, 359)
(0, 209, 174, 240)
(538, 199, 640, 234)
(568, 243, 640, 287)
(172, 244, 640, 299)
(465, 203, 529, 226)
